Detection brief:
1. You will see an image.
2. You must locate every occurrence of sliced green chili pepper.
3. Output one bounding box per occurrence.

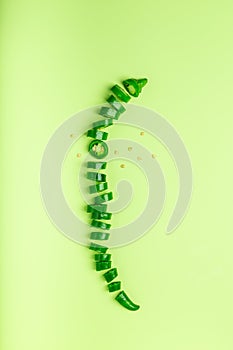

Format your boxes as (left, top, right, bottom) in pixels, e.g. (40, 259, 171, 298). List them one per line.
(94, 192, 113, 204)
(111, 84, 131, 102)
(93, 119, 113, 129)
(115, 290, 140, 311)
(87, 161, 107, 169)
(86, 172, 106, 182)
(91, 220, 111, 230)
(137, 78, 148, 91)
(89, 242, 108, 253)
(94, 253, 111, 261)
(87, 129, 108, 140)
(103, 268, 118, 283)
(88, 140, 108, 159)
(107, 95, 126, 114)
(99, 107, 120, 120)
(86, 204, 107, 213)
(91, 210, 112, 220)
(122, 79, 140, 97)
(89, 182, 108, 194)
(90, 231, 110, 240)
(96, 261, 112, 271)
(108, 281, 121, 293)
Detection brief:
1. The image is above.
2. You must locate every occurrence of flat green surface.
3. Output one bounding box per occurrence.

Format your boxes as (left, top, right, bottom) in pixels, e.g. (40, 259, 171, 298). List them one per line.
(1, 1, 233, 349)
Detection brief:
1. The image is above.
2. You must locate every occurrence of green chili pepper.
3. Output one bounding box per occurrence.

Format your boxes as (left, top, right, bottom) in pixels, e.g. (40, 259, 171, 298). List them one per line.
(87, 161, 107, 169)
(90, 231, 110, 240)
(86, 172, 106, 182)
(96, 261, 112, 271)
(94, 192, 113, 204)
(103, 268, 118, 283)
(137, 78, 148, 91)
(94, 253, 111, 261)
(91, 220, 111, 230)
(111, 84, 131, 102)
(89, 182, 108, 194)
(108, 281, 121, 293)
(122, 78, 140, 97)
(92, 119, 113, 129)
(99, 107, 120, 120)
(89, 242, 108, 253)
(87, 129, 108, 140)
(107, 95, 126, 114)
(115, 290, 140, 311)
(88, 140, 108, 159)
(86, 204, 107, 213)
(91, 210, 112, 220)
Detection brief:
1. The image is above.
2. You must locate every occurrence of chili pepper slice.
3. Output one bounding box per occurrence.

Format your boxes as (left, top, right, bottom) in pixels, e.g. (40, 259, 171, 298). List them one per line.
(88, 140, 108, 159)
(122, 79, 140, 97)
(91, 220, 111, 230)
(94, 192, 113, 204)
(86, 172, 106, 182)
(137, 78, 148, 90)
(87, 129, 108, 140)
(96, 261, 112, 271)
(86, 204, 107, 213)
(89, 242, 108, 253)
(87, 161, 107, 169)
(107, 95, 126, 114)
(90, 231, 110, 240)
(93, 119, 113, 129)
(89, 182, 108, 194)
(103, 268, 118, 283)
(108, 281, 121, 293)
(91, 210, 112, 220)
(99, 107, 120, 120)
(94, 253, 111, 262)
(115, 290, 140, 311)
(111, 84, 131, 102)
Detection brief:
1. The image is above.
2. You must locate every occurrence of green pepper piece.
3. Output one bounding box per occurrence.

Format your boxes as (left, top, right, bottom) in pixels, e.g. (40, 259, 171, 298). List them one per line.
(89, 182, 108, 194)
(103, 268, 118, 283)
(108, 281, 121, 293)
(88, 140, 108, 159)
(122, 79, 140, 97)
(94, 253, 111, 262)
(96, 261, 112, 271)
(111, 84, 131, 103)
(99, 107, 120, 120)
(92, 119, 113, 129)
(87, 129, 108, 140)
(86, 204, 107, 213)
(137, 78, 148, 90)
(91, 220, 111, 230)
(107, 95, 126, 114)
(91, 210, 112, 220)
(87, 161, 107, 169)
(115, 290, 140, 311)
(90, 231, 110, 240)
(86, 172, 106, 182)
(89, 242, 108, 253)
(94, 192, 113, 204)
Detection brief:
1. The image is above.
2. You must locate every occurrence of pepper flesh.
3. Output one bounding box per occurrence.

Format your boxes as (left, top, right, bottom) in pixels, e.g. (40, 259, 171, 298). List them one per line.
(90, 231, 110, 240)
(107, 95, 126, 114)
(93, 119, 113, 129)
(91, 220, 111, 230)
(88, 140, 108, 159)
(86, 204, 107, 213)
(99, 107, 120, 119)
(87, 161, 107, 169)
(96, 261, 112, 271)
(89, 182, 108, 194)
(87, 129, 108, 140)
(122, 79, 140, 97)
(87, 172, 106, 182)
(89, 242, 108, 253)
(94, 253, 111, 262)
(103, 268, 118, 283)
(91, 210, 112, 220)
(94, 192, 113, 204)
(115, 290, 140, 311)
(111, 85, 131, 103)
(108, 281, 121, 293)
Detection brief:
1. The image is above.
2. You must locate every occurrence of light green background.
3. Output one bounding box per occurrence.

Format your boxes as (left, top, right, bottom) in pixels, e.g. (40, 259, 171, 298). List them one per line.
(1, 1, 233, 349)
